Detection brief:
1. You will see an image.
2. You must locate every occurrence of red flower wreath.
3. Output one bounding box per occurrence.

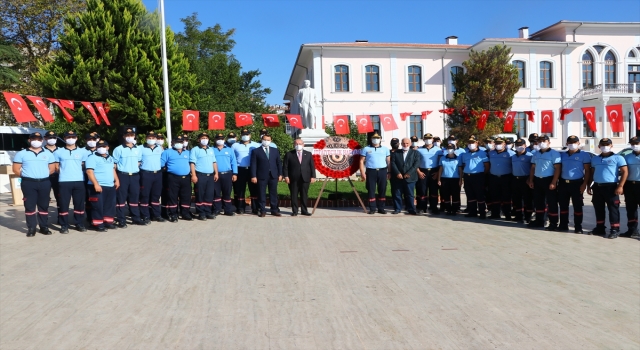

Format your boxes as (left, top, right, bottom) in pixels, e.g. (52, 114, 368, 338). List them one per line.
(312, 138, 362, 178)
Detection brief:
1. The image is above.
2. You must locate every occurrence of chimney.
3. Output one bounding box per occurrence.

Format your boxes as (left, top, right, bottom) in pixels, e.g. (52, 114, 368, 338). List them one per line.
(446, 36, 458, 45)
(518, 27, 529, 39)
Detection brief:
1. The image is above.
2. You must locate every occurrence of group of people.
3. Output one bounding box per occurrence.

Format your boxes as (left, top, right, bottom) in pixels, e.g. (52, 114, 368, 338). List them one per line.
(360, 132, 639, 239)
(12, 128, 316, 236)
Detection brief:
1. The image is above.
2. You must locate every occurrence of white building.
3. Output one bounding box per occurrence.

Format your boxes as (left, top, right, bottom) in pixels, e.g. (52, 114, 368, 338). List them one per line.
(284, 21, 640, 150)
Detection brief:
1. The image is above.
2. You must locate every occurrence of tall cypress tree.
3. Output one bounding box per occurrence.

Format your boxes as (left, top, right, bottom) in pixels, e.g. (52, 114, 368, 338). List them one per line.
(35, 0, 198, 142)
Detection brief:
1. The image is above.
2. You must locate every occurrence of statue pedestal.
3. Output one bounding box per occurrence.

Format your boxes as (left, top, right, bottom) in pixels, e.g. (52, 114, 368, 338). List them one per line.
(299, 129, 329, 147)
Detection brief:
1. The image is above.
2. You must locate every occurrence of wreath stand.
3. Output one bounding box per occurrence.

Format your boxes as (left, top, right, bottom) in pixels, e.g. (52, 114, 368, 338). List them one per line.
(311, 177, 368, 215)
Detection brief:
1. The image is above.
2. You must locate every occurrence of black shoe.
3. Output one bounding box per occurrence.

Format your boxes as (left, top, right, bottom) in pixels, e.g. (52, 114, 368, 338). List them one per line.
(182, 216, 194, 221)
(133, 219, 149, 226)
(197, 215, 207, 221)
(465, 213, 477, 218)
(152, 217, 166, 223)
(208, 214, 218, 219)
(213, 211, 221, 216)
(91, 225, 106, 232)
(368, 210, 376, 215)
(291, 212, 298, 216)
(545, 225, 558, 231)
(407, 211, 417, 215)
(236, 210, 243, 215)
(574, 228, 584, 234)
(105, 223, 117, 230)
(116, 221, 128, 228)
(504, 216, 512, 221)
(76, 225, 87, 232)
(39, 227, 52, 235)
(430, 210, 440, 215)
(527, 221, 544, 228)
(26, 228, 36, 237)
(391, 210, 400, 215)
(479, 214, 487, 220)
(301, 212, 312, 216)
(168, 216, 178, 222)
(605, 230, 619, 239)
(629, 230, 640, 239)
(377, 209, 387, 214)
(59, 226, 69, 234)
(489, 214, 501, 219)
(143, 217, 151, 225)
(587, 227, 605, 236)
(557, 226, 569, 232)
(252, 210, 259, 215)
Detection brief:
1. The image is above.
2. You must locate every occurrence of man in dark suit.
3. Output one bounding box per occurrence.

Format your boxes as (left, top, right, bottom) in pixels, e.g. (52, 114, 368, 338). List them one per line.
(390, 137, 420, 215)
(250, 134, 283, 217)
(283, 138, 316, 216)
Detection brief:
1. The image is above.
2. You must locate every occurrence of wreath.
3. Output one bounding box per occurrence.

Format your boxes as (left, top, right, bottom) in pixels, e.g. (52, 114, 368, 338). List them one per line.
(312, 138, 362, 178)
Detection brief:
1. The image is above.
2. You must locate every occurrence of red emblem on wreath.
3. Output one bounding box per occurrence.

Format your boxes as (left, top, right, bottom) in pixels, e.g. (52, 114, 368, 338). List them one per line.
(312, 137, 362, 178)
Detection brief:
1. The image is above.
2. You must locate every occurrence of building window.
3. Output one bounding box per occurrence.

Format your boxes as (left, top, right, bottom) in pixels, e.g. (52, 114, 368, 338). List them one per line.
(513, 112, 527, 138)
(604, 51, 616, 86)
(334, 65, 349, 92)
(370, 115, 381, 133)
(365, 65, 379, 92)
(629, 65, 640, 93)
(582, 112, 596, 137)
(582, 52, 594, 89)
(408, 66, 422, 92)
(450, 66, 463, 92)
(593, 45, 605, 54)
(540, 62, 552, 88)
(409, 115, 422, 138)
(629, 50, 636, 58)
(513, 60, 526, 87)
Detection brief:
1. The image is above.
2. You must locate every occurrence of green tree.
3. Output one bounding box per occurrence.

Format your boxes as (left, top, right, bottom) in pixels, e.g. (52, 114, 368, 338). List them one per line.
(34, 0, 198, 144)
(445, 45, 520, 146)
(0, 41, 22, 88)
(325, 120, 368, 147)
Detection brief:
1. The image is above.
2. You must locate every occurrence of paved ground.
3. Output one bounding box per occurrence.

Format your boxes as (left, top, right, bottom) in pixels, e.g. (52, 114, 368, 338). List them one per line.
(0, 193, 639, 349)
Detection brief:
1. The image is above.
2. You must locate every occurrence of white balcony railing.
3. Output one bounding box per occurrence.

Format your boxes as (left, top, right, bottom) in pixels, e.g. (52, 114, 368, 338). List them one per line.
(583, 83, 640, 97)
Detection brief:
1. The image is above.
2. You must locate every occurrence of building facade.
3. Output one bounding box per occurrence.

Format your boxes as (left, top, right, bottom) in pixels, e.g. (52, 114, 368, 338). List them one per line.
(284, 21, 640, 150)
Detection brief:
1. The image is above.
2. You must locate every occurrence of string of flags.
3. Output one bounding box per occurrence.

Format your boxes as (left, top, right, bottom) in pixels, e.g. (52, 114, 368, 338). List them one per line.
(2, 92, 111, 125)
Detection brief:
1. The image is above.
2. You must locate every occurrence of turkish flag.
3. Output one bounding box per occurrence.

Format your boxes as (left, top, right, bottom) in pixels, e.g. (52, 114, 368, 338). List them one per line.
(3, 92, 37, 123)
(541, 110, 554, 134)
(633, 101, 640, 130)
(156, 107, 162, 118)
(379, 114, 398, 131)
(421, 111, 432, 120)
(606, 104, 624, 132)
(60, 99, 75, 110)
(504, 111, 516, 132)
(525, 111, 535, 122)
(476, 110, 490, 130)
(80, 101, 101, 125)
(182, 110, 199, 131)
(355, 115, 373, 134)
(48, 99, 74, 123)
(333, 115, 350, 134)
(400, 112, 412, 121)
(235, 112, 252, 127)
(93, 102, 111, 125)
(581, 107, 597, 132)
(208, 112, 225, 130)
(262, 114, 280, 127)
(495, 111, 504, 119)
(26, 96, 54, 122)
(438, 108, 455, 115)
(286, 114, 303, 129)
(559, 108, 573, 121)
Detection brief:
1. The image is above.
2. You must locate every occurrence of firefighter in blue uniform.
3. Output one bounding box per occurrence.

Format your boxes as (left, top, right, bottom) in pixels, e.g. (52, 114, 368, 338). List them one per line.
(359, 132, 390, 214)
(587, 138, 628, 238)
(161, 136, 193, 222)
(43, 130, 61, 222)
(190, 132, 218, 220)
(213, 133, 238, 216)
(437, 143, 462, 215)
(528, 135, 561, 230)
(231, 129, 260, 214)
(511, 138, 534, 223)
(459, 136, 489, 219)
(225, 132, 237, 147)
(139, 131, 164, 223)
(558, 136, 592, 233)
(86, 140, 119, 231)
(415, 133, 442, 214)
(83, 132, 99, 224)
(13, 132, 56, 237)
(487, 137, 515, 220)
(112, 128, 144, 227)
(526, 133, 539, 153)
(54, 130, 88, 233)
(622, 136, 640, 238)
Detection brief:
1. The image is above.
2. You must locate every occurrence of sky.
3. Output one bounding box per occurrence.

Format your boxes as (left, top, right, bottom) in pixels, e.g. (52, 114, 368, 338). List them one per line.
(141, 0, 640, 106)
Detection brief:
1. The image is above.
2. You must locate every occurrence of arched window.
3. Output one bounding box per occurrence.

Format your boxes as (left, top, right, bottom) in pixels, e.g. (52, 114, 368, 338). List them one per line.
(513, 60, 526, 87)
(450, 66, 463, 92)
(629, 50, 636, 58)
(604, 51, 616, 86)
(365, 65, 380, 92)
(408, 66, 422, 92)
(540, 61, 552, 88)
(582, 52, 594, 89)
(334, 65, 349, 92)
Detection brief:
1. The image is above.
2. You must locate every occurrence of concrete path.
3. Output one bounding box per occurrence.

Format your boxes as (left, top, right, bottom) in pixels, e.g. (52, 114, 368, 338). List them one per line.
(0, 194, 639, 349)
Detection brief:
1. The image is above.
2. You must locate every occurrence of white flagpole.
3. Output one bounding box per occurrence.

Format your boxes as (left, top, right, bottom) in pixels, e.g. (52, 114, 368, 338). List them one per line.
(159, 0, 172, 145)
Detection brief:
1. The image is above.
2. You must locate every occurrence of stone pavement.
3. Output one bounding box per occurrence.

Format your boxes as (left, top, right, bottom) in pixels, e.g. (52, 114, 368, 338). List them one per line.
(0, 193, 639, 349)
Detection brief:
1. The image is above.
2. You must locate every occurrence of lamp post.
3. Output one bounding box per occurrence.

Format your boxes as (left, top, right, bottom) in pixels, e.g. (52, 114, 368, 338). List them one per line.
(159, 0, 172, 145)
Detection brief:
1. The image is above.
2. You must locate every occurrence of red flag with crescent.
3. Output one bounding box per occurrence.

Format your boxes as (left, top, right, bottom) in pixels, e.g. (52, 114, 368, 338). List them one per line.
(355, 115, 373, 134)
(182, 110, 199, 131)
(333, 115, 350, 135)
(26, 96, 54, 122)
(525, 111, 535, 122)
(606, 104, 624, 133)
(235, 112, 252, 127)
(80, 101, 101, 125)
(48, 98, 74, 123)
(3, 92, 37, 123)
(262, 114, 280, 127)
(504, 111, 516, 132)
(494, 111, 504, 119)
(559, 108, 573, 121)
(476, 110, 490, 130)
(459, 107, 470, 123)
(541, 110, 554, 134)
(421, 111, 432, 120)
(93, 102, 111, 125)
(581, 107, 597, 132)
(379, 114, 398, 131)
(208, 112, 225, 130)
(400, 112, 412, 121)
(286, 114, 303, 129)
(633, 101, 640, 130)
(438, 108, 455, 115)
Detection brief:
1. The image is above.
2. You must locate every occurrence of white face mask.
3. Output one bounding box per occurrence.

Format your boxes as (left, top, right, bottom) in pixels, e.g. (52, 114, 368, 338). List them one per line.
(402, 146, 410, 151)
(533, 144, 541, 151)
(125, 136, 135, 144)
(448, 140, 457, 145)
(174, 143, 183, 150)
(516, 146, 526, 152)
(433, 142, 441, 147)
(65, 138, 77, 145)
(371, 138, 381, 145)
(486, 144, 495, 150)
(96, 147, 108, 155)
(539, 142, 549, 150)
(86, 140, 97, 148)
(495, 144, 504, 151)
(425, 139, 433, 145)
(46, 138, 57, 146)
(567, 143, 579, 151)
(200, 139, 209, 146)
(262, 140, 271, 147)
(227, 138, 236, 144)
(156, 140, 164, 146)
(600, 146, 611, 153)
(632, 145, 640, 152)
(183, 141, 189, 148)
(146, 139, 156, 146)
(295, 144, 304, 151)
(468, 144, 477, 151)
(31, 140, 43, 148)
(241, 135, 250, 142)
(215, 140, 225, 146)
(447, 148, 455, 154)
(411, 142, 417, 147)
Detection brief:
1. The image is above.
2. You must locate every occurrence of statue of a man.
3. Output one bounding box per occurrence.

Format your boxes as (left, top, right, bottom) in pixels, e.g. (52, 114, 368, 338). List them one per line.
(297, 80, 319, 129)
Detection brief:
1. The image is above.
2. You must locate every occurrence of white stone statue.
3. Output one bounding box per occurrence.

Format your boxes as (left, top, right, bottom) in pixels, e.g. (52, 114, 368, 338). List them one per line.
(297, 80, 320, 129)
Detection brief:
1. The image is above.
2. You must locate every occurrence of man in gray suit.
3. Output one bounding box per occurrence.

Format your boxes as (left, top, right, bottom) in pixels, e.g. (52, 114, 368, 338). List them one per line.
(390, 138, 421, 215)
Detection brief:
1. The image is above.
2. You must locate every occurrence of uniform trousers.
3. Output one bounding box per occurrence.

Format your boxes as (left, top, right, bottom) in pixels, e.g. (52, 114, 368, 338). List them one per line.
(440, 177, 461, 213)
(489, 174, 513, 218)
(161, 171, 169, 218)
(558, 179, 584, 229)
(214, 172, 234, 214)
(167, 173, 192, 218)
(194, 172, 215, 216)
(50, 173, 60, 222)
(623, 181, 640, 232)
(58, 181, 85, 227)
(88, 185, 116, 228)
(22, 178, 51, 229)
(533, 176, 558, 226)
(463, 173, 486, 216)
(511, 176, 533, 221)
(116, 172, 141, 223)
(365, 168, 387, 211)
(139, 170, 162, 220)
(416, 168, 439, 212)
(234, 167, 258, 213)
(592, 183, 620, 230)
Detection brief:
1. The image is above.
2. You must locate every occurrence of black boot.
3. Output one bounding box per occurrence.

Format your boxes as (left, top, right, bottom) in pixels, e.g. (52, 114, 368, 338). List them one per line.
(605, 229, 619, 239)
(26, 228, 36, 237)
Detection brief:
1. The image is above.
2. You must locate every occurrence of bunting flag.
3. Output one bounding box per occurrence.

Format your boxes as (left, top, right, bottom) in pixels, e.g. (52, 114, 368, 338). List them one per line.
(333, 115, 350, 134)
(94, 102, 111, 125)
(3, 92, 37, 123)
(633, 101, 640, 130)
(476, 110, 490, 130)
(525, 111, 535, 122)
(438, 108, 455, 115)
(421, 111, 432, 120)
(355, 114, 373, 134)
(286, 114, 303, 129)
(606, 104, 624, 133)
(262, 114, 280, 127)
(541, 110, 554, 134)
(400, 112, 412, 121)
(460, 107, 469, 123)
(48, 99, 74, 123)
(379, 114, 398, 131)
(504, 111, 516, 132)
(60, 99, 75, 110)
(26, 95, 54, 122)
(156, 107, 162, 118)
(81, 101, 101, 125)
(581, 107, 597, 132)
(182, 110, 199, 131)
(208, 112, 225, 130)
(559, 108, 573, 121)
(235, 112, 252, 127)
(494, 111, 504, 119)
